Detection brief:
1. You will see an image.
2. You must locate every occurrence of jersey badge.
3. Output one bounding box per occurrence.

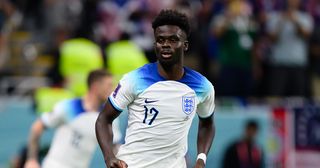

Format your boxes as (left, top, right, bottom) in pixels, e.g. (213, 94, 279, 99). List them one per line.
(112, 84, 121, 98)
(182, 96, 195, 115)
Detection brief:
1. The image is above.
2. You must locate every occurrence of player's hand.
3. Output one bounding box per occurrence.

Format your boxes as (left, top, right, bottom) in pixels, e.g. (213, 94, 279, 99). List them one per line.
(108, 158, 128, 168)
(194, 159, 205, 168)
(24, 158, 40, 168)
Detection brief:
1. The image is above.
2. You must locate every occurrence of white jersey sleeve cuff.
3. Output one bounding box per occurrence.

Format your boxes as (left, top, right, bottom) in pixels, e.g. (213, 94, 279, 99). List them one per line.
(198, 111, 214, 119)
(108, 97, 123, 112)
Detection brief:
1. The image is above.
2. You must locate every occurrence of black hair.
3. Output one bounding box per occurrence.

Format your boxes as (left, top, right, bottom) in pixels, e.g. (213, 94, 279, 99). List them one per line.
(246, 120, 259, 130)
(152, 9, 190, 36)
(87, 69, 112, 88)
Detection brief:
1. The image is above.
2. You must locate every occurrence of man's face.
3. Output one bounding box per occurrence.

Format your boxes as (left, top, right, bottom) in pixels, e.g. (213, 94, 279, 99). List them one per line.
(154, 25, 188, 66)
(246, 126, 258, 141)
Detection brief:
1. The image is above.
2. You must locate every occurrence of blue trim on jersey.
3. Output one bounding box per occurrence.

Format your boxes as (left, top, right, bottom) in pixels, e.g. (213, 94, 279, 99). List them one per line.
(179, 66, 213, 100)
(64, 98, 86, 121)
(73, 99, 85, 115)
(127, 62, 213, 100)
(127, 62, 165, 95)
(108, 97, 123, 112)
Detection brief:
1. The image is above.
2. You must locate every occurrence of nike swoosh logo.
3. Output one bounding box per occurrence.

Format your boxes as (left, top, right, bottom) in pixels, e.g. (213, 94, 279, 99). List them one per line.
(145, 99, 158, 103)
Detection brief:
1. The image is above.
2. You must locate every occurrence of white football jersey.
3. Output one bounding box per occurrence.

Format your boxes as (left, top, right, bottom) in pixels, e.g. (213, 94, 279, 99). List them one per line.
(109, 63, 215, 168)
(41, 99, 121, 168)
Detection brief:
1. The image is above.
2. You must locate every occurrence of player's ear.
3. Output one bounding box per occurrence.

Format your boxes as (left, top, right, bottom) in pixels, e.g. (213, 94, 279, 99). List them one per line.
(184, 41, 189, 51)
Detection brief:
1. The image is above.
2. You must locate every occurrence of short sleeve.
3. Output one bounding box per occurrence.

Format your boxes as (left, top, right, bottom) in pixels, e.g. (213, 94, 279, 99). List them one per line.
(108, 74, 135, 112)
(41, 101, 67, 128)
(197, 83, 215, 118)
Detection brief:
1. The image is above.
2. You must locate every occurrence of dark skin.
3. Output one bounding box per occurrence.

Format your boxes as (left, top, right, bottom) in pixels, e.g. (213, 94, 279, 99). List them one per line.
(95, 102, 127, 168)
(95, 25, 215, 168)
(154, 25, 188, 80)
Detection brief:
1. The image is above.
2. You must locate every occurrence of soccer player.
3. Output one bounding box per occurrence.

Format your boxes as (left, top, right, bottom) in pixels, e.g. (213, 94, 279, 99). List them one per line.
(24, 69, 121, 168)
(96, 9, 216, 168)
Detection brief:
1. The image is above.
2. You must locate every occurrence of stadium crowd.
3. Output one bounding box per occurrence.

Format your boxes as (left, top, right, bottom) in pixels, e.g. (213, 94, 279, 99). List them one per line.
(1, 0, 320, 98)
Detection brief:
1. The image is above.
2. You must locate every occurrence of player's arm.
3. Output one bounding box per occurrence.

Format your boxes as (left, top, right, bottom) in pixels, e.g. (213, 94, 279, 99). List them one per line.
(95, 100, 127, 168)
(24, 119, 46, 168)
(195, 114, 215, 168)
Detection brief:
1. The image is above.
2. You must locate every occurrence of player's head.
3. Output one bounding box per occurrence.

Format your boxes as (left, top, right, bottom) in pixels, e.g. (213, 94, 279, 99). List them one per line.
(244, 120, 259, 142)
(87, 69, 113, 101)
(152, 9, 190, 66)
(152, 9, 190, 37)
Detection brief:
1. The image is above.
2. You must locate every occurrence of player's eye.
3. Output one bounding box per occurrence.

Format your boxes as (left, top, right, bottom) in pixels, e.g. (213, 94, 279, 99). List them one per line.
(156, 38, 165, 44)
(169, 37, 179, 43)
(156, 37, 180, 45)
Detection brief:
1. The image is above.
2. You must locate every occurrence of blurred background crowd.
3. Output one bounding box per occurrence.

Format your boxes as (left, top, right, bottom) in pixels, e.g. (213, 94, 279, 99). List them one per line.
(1, 0, 320, 168)
(1, 0, 320, 98)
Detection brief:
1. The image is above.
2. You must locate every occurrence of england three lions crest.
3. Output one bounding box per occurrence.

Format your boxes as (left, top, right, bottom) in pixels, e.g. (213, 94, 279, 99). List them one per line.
(182, 96, 195, 115)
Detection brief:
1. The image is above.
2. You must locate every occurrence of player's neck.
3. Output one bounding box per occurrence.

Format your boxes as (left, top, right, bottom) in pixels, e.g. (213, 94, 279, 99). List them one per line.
(157, 62, 184, 80)
(83, 93, 100, 112)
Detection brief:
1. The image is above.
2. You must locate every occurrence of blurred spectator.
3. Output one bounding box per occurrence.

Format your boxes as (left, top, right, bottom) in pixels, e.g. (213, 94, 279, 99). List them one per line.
(21, 0, 44, 30)
(4, 0, 320, 99)
(193, 0, 216, 80)
(0, 0, 22, 72)
(41, 0, 95, 87)
(73, 0, 99, 41)
(42, 0, 83, 44)
(95, 1, 122, 46)
(0, 2, 5, 69)
(33, 87, 75, 115)
(306, 0, 320, 97)
(44, 28, 69, 87)
(20, 0, 89, 59)
(59, 38, 104, 96)
(193, 0, 225, 82)
(121, 0, 158, 62)
(222, 120, 264, 168)
(266, 0, 313, 97)
(105, 33, 149, 84)
(247, 0, 271, 97)
(211, 0, 259, 97)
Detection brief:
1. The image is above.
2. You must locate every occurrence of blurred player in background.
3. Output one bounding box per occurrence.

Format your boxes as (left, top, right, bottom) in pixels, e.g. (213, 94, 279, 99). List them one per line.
(24, 69, 121, 168)
(96, 9, 215, 168)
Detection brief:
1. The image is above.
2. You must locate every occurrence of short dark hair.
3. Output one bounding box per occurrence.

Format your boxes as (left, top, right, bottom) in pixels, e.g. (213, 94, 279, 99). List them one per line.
(87, 69, 112, 88)
(152, 9, 190, 36)
(246, 120, 259, 130)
